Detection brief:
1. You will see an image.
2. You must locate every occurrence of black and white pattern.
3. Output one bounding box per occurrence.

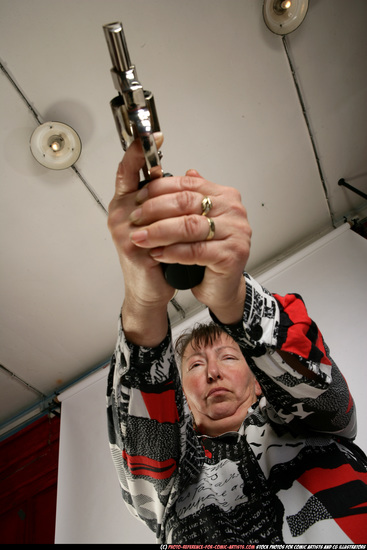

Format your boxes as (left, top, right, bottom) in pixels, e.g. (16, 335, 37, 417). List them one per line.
(107, 273, 367, 543)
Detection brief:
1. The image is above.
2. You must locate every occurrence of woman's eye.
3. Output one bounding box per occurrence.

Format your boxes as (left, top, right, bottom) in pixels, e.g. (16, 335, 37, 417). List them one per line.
(189, 361, 202, 370)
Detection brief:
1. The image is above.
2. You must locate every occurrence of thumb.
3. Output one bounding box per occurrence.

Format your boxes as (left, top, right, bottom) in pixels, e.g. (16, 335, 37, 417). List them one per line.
(115, 132, 164, 197)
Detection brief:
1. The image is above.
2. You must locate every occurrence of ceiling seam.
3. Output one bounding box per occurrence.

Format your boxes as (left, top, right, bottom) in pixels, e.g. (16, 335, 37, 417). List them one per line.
(0, 363, 47, 400)
(0, 59, 108, 215)
(281, 36, 336, 228)
(0, 59, 43, 124)
(71, 165, 108, 214)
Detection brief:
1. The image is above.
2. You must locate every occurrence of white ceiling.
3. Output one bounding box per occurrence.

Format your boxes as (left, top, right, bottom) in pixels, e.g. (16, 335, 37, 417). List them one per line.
(1, 0, 366, 438)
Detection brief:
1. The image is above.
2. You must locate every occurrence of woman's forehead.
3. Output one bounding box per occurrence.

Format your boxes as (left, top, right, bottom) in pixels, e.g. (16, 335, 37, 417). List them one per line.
(183, 332, 239, 358)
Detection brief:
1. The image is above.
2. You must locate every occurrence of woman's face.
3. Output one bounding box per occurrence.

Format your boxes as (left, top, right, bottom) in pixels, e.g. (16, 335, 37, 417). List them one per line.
(181, 332, 261, 436)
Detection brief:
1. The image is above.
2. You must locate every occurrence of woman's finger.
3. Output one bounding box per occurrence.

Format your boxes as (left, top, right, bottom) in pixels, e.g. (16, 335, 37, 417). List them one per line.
(129, 213, 220, 248)
(114, 132, 164, 197)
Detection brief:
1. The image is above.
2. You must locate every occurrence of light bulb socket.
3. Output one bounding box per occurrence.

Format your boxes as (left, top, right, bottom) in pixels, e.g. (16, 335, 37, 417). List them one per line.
(274, 1, 292, 15)
(30, 122, 82, 170)
(48, 135, 65, 152)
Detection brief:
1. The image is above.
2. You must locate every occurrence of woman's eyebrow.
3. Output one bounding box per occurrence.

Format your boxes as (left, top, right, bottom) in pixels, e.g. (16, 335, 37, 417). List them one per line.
(184, 344, 239, 361)
(184, 350, 206, 361)
(214, 345, 239, 355)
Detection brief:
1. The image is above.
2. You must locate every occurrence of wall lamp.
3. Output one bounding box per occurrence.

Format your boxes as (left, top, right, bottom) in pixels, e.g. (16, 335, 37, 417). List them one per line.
(30, 122, 82, 170)
(263, 0, 309, 35)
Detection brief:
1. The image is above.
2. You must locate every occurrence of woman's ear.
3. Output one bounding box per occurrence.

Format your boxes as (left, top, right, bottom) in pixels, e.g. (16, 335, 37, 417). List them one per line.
(255, 379, 262, 397)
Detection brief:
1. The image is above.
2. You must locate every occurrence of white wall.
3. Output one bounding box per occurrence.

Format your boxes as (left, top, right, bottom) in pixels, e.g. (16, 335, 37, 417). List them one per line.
(55, 368, 155, 544)
(55, 225, 367, 544)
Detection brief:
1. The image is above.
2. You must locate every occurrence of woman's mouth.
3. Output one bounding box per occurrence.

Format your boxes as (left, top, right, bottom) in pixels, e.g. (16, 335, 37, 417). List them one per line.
(207, 387, 229, 398)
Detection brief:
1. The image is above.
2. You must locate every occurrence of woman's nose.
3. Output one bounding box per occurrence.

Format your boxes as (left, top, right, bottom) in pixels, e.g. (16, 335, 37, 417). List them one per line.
(207, 361, 222, 381)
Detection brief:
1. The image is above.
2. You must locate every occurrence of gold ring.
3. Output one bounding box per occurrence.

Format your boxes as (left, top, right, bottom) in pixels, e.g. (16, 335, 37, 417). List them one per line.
(201, 196, 213, 216)
(206, 217, 215, 241)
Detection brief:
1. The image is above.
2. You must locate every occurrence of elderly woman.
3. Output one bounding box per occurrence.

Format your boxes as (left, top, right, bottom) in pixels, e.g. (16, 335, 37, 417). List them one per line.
(106, 135, 367, 544)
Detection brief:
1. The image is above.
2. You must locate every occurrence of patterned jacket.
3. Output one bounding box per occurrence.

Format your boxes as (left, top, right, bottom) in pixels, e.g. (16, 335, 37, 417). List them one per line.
(107, 273, 367, 543)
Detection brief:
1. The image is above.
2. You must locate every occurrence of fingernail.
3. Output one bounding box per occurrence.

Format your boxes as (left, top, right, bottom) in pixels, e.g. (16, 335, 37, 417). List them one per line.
(129, 208, 142, 223)
(136, 186, 149, 204)
(150, 247, 164, 258)
(130, 229, 148, 244)
(153, 131, 164, 146)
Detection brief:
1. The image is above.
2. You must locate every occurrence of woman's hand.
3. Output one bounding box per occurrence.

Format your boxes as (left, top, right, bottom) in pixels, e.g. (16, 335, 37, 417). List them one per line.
(127, 162, 252, 325)
(107, 134, 175, 346)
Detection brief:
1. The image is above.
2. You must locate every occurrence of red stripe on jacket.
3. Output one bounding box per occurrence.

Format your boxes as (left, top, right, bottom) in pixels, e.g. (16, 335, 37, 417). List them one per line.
(122, 450, 177, 480)
(274, 293, 331, 366)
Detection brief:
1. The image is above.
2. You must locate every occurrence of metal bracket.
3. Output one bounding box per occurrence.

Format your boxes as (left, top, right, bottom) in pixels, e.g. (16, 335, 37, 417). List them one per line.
(338, 178, 367, 200)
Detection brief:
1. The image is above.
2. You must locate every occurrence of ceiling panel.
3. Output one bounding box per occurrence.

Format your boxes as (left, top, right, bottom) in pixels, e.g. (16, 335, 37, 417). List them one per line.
(285, 0, 367, 222)
(0, 72, 122, 391)
(0, 371, 42, 424)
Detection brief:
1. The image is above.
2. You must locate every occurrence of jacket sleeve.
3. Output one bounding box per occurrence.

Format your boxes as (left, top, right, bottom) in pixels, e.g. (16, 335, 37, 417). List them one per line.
(106, 316, 203, 540)
(210, 272, 357, 440)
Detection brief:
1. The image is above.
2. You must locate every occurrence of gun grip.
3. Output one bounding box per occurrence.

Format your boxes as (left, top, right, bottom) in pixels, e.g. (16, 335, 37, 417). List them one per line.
(163, 263, 205, 290)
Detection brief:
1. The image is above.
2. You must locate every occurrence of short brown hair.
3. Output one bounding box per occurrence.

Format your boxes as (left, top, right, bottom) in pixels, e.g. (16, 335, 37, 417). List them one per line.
(175, 322, 227, 367)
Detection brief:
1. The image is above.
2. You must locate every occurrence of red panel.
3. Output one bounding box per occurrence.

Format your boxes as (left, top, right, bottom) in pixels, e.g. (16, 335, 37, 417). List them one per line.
(0, 506, 27, 544)
(0, 414, 60, 544)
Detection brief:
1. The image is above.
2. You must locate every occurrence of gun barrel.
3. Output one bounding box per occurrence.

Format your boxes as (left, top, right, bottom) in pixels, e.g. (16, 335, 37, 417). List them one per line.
(103, 22, 132, 72)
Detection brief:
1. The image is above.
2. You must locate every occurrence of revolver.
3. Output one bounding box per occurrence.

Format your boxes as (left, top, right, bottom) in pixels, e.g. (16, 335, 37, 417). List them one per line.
(103, 21, 205, 290)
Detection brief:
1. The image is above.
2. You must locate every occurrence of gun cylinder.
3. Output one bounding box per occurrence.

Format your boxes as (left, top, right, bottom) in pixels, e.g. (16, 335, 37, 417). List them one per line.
(103, 22, 132, 72)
